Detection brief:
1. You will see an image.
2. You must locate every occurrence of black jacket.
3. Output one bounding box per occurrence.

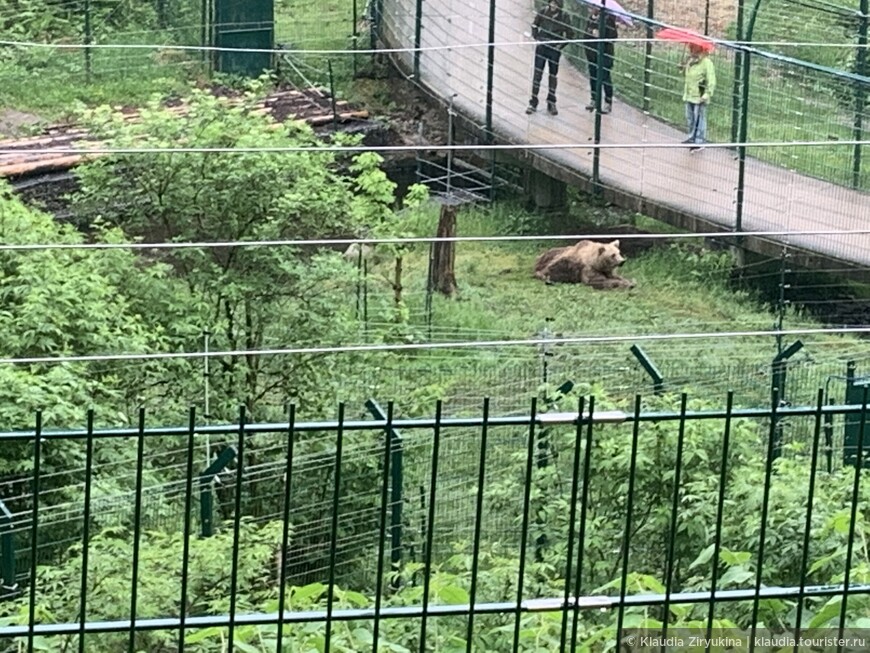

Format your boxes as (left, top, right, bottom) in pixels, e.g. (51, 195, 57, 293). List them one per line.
(582, 12, 618, 62)
(532, 6, 573, 47)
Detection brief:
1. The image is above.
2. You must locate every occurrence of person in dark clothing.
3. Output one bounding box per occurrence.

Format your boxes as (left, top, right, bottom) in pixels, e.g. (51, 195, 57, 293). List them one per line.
(526, 0, 573, 116)
(582, 5, 618, 114)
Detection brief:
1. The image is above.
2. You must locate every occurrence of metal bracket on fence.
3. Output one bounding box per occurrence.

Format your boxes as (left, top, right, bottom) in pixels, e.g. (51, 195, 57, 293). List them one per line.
(0, 500, 17, 596)
(630, 344, 664, 396)
(365, 399, 404, 588)
(199, 446, 237, 538)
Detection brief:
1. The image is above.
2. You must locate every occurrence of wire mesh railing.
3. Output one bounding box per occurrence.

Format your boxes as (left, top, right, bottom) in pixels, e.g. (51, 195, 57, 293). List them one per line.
(1, 394, 870, 651)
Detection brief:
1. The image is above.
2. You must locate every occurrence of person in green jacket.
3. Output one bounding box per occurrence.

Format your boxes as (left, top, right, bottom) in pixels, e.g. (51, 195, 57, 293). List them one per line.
(681, 43, 716, 151)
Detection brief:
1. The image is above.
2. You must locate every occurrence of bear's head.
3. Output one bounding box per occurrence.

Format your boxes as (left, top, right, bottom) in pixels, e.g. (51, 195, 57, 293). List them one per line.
(593, 240, 626, 272)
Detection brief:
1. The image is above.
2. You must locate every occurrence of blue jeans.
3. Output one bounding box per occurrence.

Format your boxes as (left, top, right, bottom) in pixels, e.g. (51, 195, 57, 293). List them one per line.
(685, 102, 707, 144)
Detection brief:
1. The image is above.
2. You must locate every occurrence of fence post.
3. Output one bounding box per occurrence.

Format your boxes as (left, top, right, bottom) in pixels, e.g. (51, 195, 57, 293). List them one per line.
(199, 446, 237, 537)
(770, 340, 803, 461)
(534, 381, 573, 563)
(843, 360, 870, 469)
(413, 0, 423, 81)
(484, 0, 497, 143)
(84, 0, 92, 82)
(852, 1, 868, 189)
(352, 0, 359, 77)
(642, 0, 653, 113)
(365, 399, 404, 586)
(0, 500, 16, 596)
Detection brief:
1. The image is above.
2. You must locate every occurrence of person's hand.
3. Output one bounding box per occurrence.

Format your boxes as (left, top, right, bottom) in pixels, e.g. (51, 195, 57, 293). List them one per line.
(700, 95, 709, 104)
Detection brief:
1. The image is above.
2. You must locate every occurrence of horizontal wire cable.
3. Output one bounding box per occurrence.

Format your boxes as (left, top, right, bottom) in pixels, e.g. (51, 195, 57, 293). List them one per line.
(5, 139, 870, 155)
(0, 229, 869, 252)
(0, 326, 869, 366)
(2, 37, 870, 53)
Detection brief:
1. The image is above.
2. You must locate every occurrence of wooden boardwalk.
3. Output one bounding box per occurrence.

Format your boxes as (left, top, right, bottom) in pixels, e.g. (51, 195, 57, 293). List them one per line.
(381, 0, 870, 273)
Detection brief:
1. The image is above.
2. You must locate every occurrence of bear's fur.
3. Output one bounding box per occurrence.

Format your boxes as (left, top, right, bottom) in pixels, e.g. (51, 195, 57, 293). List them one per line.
(533, 239, 634, 289)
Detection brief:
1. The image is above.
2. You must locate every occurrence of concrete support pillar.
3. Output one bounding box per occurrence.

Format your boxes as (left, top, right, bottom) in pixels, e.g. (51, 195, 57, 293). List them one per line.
(524, 167, 568, 211)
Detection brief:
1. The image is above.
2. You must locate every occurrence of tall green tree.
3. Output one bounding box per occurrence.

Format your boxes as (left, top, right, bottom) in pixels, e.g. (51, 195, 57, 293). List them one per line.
(72, 88, 402, 421)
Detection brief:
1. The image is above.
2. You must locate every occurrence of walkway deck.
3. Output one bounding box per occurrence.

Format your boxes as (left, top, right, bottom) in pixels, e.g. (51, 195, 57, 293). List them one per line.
(381, 0, 870, 274)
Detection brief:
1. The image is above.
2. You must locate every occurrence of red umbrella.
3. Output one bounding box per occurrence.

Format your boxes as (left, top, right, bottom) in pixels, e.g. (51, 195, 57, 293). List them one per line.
(656, 27, 715, 53)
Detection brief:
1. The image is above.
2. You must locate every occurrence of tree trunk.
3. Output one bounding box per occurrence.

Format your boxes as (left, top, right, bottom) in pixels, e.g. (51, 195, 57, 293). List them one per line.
(432, 204, 458, 296)
(393, 255, 403, 323)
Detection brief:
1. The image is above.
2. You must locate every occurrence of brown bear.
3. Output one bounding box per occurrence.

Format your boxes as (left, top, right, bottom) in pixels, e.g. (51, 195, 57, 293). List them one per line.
(533, 239, 634, 289)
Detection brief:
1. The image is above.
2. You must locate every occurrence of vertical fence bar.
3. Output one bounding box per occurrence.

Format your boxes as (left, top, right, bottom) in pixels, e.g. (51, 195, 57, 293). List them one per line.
(559, 397, 586, 653)
(705, 391, 734, 637)
(0, 505, 14, 597)
(838, 385, 867, 639)
(84, 0, 92, 83)
(27, 411, 42, 653)
(227, 407, 247, 651)
(352, 0, 359, 77)
(484, 0, 497, 143)
(390, 425, 403, 585)
(704, 0, 710, 35)
(418, 400, 442, 652)
(372, 402, 394, 652)
(511, 397, 538, 653)
(324, 403, 344, 653)
(77, 411, 95, 653)
(643, 0, 653, 113)
(413, 0, 423, 81)
(276, 405, 296, 653)
(748, 388, 779, 650)
(852, 1, 868, 189)
(615, 395, 642, 647)
(178, 408, 197, 651)
(570, 396, 595, 652)
(127, 409, 146, 653)
(466, 398, 490, 653)
(794, 390, 825, 647)
(661, 394, 688, 642)
(201, 0, 208, 64)
(825, 398, 834, 473)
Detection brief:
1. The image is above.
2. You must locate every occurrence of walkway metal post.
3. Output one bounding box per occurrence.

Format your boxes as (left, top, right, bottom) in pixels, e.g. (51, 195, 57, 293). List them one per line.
(735, 0, 762, 233)
(735, 50, 750, 233)
(642, 0, 653, 112)
(485, 0, 497, 144)
(852, 0, 869, 189)
(592, 1, 606, 193)
(413, 0, 424, 81)
(730, 0, 745, 147)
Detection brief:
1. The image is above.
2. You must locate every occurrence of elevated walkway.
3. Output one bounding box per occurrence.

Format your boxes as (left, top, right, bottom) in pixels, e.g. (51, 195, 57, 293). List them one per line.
(380, 0, 870, 277)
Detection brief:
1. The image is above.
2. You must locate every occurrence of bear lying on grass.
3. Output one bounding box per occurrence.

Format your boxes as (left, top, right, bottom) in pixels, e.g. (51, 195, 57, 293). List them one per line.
(534, 239, 634, 289)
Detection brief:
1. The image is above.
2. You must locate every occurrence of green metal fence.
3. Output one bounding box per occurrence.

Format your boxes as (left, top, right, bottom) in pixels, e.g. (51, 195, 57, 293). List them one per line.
(1, 390, 870, 651)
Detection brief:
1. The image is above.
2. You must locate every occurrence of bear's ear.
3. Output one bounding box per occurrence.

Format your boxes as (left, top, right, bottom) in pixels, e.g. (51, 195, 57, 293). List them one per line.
(611, 239, 620, 247)
(598, 246, 606, 255)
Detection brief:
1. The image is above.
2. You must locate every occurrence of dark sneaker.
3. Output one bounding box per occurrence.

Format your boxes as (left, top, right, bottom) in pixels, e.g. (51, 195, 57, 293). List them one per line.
(526, 104, 536, 114)
(547, 102, 558, 115)
(601, 102, 612, 114)
(585, 102, 595, 112)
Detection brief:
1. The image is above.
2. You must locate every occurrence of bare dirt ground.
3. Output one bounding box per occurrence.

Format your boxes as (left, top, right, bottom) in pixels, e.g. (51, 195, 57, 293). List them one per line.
(621, 0, 738, 37)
